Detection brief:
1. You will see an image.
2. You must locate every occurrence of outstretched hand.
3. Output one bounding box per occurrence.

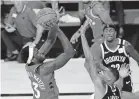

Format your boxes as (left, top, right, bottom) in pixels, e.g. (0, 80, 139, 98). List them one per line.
(119, 63, 131, 78)
(70, 31, 80, 44)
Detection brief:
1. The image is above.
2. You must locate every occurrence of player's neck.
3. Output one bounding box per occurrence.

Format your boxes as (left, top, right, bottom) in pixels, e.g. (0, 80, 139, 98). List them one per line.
(106, 38, 118, 49)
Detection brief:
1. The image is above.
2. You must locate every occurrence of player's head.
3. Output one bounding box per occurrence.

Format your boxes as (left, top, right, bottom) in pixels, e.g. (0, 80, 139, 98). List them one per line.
(36, 8, 58, 30)
(12, 0, 25, 13)
(20, 45, 43, 65)
(103, 25, 117, 42)
(100, 67, 119, 85)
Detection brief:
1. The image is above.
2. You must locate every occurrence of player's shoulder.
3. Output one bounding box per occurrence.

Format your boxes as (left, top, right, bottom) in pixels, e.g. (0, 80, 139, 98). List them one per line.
(121, 39, 131, 47)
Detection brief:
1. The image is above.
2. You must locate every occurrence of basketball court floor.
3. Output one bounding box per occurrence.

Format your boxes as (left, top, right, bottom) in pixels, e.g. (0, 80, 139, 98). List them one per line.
(1, 58, 139, 99)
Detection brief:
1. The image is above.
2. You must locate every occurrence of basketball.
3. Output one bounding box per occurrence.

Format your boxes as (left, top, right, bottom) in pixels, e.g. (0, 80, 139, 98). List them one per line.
(36, 8, 58, 30)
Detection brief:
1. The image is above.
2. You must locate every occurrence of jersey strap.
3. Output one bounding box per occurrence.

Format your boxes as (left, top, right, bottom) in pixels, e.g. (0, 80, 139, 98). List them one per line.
(119, 38, 124, 48)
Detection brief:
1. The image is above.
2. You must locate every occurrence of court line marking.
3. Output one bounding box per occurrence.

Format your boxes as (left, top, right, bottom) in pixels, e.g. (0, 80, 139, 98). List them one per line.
(1, 93, 94, 97)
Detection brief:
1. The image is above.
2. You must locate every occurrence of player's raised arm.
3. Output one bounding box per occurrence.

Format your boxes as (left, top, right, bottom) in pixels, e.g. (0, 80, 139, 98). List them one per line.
(38, 25, 57, 56)
(70, 18, 90, 44)
(80, 21, 99, 81)
(38, 28, 75, 75)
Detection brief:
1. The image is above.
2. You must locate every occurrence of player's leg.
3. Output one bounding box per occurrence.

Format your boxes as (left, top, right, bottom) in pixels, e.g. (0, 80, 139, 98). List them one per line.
(1, 30, 19, 61)
(122, 76, 133, 92)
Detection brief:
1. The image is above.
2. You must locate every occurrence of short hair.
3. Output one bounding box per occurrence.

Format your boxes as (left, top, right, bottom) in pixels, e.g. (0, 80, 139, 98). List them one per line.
(103, 25, 117, 32)
(108, 67, 119, 81)
(20, 46, 45, 65)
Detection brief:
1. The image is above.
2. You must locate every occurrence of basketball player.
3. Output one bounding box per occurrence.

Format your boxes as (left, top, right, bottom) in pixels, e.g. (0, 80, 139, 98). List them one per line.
(21, 26, 75, 99)
(80, 22, 139, 99)
(90, 25, 139, 94)
(70, 1, 113, 44)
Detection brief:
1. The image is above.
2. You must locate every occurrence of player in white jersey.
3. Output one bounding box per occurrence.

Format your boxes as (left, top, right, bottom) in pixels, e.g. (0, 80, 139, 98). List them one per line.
(20, 26, 75, 99)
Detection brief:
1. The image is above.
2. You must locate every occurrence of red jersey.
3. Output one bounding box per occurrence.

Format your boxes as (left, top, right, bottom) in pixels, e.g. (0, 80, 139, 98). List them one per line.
(25, 64, 59, 99)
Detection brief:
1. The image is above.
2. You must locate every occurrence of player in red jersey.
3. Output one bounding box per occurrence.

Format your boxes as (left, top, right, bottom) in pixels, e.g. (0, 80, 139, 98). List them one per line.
(21, 25, 75, 99)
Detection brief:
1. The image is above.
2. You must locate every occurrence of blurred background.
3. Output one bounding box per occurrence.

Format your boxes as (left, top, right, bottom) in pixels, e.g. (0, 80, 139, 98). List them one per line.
(1, 0, 139, 60)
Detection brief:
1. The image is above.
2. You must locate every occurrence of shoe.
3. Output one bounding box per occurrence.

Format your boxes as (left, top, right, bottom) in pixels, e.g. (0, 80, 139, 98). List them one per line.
(4, 54, 18, 62)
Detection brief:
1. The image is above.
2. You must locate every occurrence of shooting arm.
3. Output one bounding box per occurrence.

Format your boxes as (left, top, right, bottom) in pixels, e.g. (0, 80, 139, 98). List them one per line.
(27, 8, 45, 45)
(38, 28, 75, 76)
(33, 24, 44, 45)
(38, 25, 57, 55)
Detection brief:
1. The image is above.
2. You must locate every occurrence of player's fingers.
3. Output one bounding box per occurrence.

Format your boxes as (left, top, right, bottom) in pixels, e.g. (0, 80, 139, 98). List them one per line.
(70, 36, 74, 42)
(70, 38, 73, 42)
(71, 39, 75, 44)
(71, 38, 76, 44)
(75, 38, 78, 42)
(125, 64, 130, 71)
(70, 40, 74, 44)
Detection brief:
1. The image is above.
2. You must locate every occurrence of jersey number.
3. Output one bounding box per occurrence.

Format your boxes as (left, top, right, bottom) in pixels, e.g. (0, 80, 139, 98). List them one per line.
(32, 82, 40, 98)
(111, 64, 120, 70)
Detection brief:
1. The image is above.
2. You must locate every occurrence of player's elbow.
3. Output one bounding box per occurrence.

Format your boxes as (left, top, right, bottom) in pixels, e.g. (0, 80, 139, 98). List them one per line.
(47, 34, 57, 44)
(65, 47, 75, 58)
(47, 37, 56, 43)
(47, 32, 57, 43)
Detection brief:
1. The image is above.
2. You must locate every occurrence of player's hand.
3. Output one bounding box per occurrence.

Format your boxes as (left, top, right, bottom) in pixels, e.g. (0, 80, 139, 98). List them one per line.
(70, 31, 80, 44)
(57, 6, 65, 20)
(119, 63, 131, 78)
(59, 6, 65, 17)
(5, 23, 16, 33)
(23, 42, 36, 49)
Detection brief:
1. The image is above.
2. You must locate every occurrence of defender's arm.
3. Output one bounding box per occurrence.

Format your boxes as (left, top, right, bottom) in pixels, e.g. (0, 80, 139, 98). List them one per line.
(80, 22, 99, 81)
